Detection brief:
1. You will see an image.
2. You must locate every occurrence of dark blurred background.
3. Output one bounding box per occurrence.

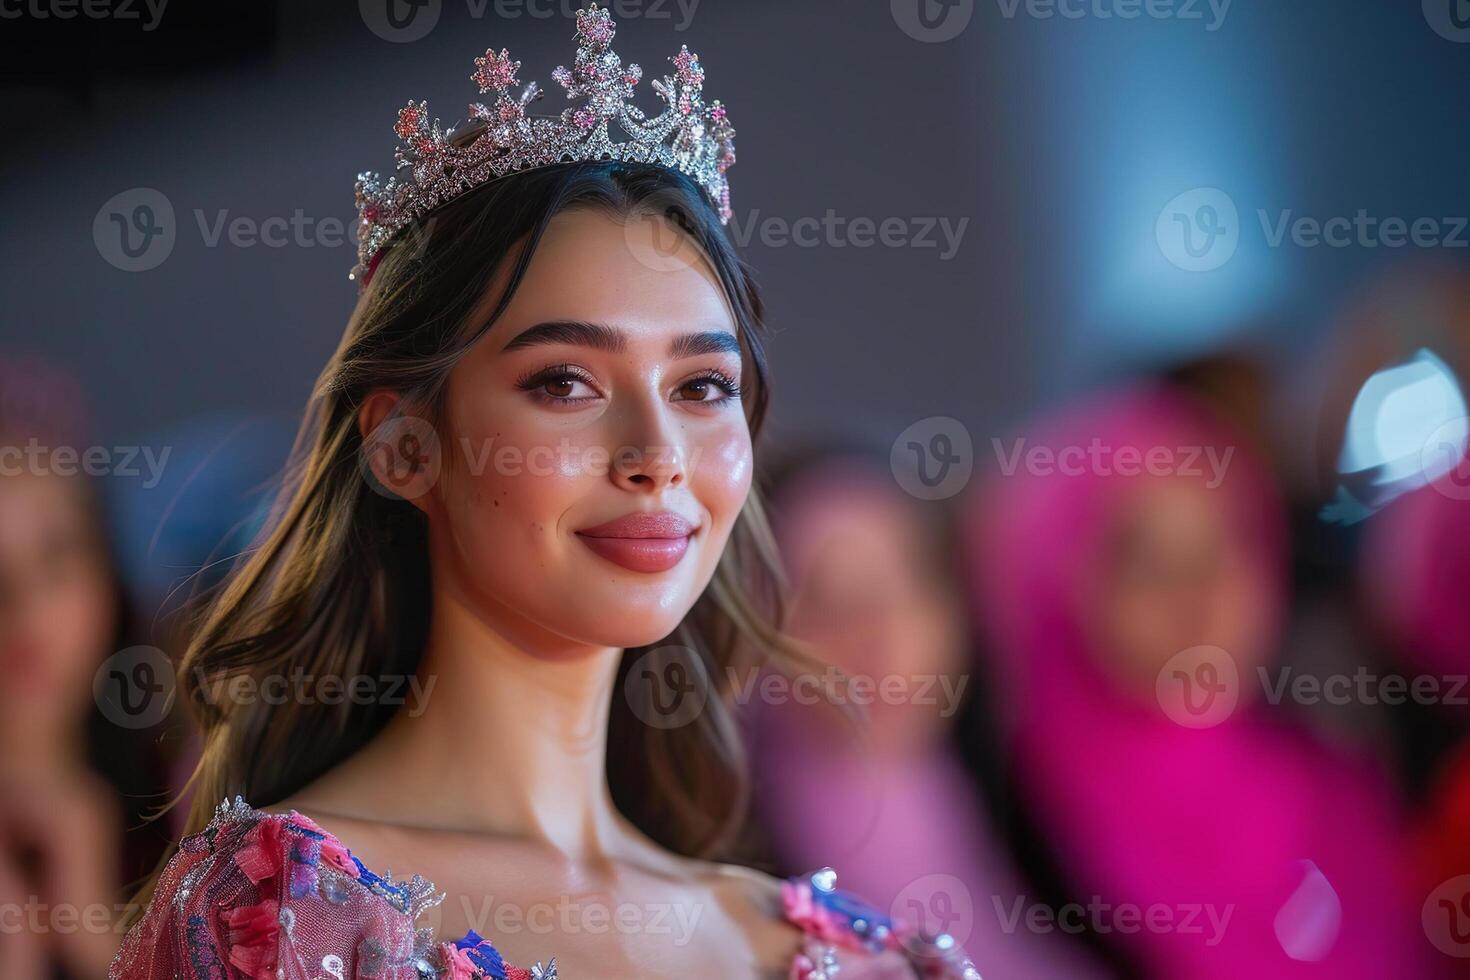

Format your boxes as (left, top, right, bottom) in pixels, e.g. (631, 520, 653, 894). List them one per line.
(6, 0, 1461, 443)
(4, 1, 1470, 977)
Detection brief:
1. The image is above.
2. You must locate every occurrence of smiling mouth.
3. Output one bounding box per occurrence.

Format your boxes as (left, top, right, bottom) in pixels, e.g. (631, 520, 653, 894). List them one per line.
(574, 512, 697, 573)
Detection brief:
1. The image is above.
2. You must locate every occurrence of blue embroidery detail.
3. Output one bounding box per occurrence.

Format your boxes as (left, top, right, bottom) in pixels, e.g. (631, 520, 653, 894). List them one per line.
(351, 854, 414, 912)
(185, 914, 227, 980)
(455, 929, 508, 980)
(290, 836, 323, 898)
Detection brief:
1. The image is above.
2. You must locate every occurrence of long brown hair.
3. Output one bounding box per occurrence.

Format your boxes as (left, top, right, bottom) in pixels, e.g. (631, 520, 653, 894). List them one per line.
(159, 161, 814, 890)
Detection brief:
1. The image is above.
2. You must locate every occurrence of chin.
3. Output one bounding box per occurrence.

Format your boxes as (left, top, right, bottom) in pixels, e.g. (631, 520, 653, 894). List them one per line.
(553, 548, 717, 647)
(562, 594, 697, 650)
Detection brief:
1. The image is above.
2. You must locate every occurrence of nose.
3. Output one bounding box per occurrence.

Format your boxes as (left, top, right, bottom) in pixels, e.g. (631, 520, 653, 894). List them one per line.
(609, 396, 687, 494)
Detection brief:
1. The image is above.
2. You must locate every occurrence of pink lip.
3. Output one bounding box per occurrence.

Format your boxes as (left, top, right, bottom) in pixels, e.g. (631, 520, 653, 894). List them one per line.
(575, 511, 697, 573)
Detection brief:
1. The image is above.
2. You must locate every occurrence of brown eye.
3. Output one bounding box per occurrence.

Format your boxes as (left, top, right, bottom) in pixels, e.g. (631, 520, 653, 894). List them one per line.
(679, 379, 713, 401)
(672, 370, 740, 404)
(518, 366, 600, 403)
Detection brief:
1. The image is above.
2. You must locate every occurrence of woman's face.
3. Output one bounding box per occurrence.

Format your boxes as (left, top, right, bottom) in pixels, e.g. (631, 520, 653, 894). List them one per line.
(1088, 480, 1274, 688)
(782, 478, 968, 746)
(0, 471, 115, 736)
(414, 208, 753, 654)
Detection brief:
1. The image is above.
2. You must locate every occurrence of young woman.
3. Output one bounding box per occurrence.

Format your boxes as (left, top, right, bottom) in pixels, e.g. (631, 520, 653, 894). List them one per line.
(0, 356, 171, 979)
(968, 385, 1424, 978)
(111, 7, 979, 979)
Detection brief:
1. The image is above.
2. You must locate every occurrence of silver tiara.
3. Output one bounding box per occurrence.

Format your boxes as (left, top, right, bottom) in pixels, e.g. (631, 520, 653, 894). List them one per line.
(350, 2, 736, 285)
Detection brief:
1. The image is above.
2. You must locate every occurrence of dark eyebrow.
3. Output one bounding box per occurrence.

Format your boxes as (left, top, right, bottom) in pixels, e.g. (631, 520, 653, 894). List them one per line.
(668, 331, 741, 359)
(501, 320, 740, 359)
(501, 320, 626, 353)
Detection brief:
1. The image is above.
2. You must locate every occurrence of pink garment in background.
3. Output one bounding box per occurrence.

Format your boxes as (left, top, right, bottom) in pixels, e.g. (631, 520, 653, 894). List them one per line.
(755, 459, 1102, 979)
(1361, 472, 1470, 681)
(756, 710, 1105, 979)
(966, 385, 1426, 979)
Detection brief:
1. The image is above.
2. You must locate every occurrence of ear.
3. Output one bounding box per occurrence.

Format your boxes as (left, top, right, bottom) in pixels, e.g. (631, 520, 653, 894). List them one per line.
(357, 390, 440, 514)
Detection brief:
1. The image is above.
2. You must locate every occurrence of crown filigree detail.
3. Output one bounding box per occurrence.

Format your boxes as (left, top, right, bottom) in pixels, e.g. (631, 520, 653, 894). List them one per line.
(350, 3, 736, 285)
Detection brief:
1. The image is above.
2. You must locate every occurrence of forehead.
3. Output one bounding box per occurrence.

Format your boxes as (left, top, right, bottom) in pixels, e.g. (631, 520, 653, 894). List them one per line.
(493, 208, 737, 344)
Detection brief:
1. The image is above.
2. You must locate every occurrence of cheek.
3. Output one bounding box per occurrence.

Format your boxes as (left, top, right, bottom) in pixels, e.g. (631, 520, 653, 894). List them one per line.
(439, 421, 603, 554)
(2, 566, 114, 690)
(48, 575, 115, 670)
(690, 424, 753, 529)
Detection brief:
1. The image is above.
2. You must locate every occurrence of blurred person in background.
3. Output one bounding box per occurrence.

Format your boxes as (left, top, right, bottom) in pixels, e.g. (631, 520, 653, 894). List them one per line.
(1361, 469, 1470, 973)
(968, 383, 1425, 978)
(751, 452, 1105, 978)
(0, 354, 171, 979)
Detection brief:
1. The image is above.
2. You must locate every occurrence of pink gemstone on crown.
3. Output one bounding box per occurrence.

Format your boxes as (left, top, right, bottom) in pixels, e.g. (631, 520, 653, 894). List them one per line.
(672, 47, 704, 86)
(472, 48, 520, 92)
(576, 6, 615, 47)
(394, 103, 422, 139)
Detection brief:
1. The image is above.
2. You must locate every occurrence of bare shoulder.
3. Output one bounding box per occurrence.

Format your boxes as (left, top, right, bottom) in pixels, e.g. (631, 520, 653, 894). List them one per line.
(696, 859, 785, 905)
(684, 857, 794, 933)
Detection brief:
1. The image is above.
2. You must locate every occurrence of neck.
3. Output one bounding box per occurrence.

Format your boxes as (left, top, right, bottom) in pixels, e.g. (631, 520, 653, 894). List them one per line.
(336, 585, 629, 860)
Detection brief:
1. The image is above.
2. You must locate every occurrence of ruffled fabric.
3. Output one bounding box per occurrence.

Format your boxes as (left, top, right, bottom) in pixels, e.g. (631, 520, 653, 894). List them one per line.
(221, 899, 279, 980)
(231, 815, 285, 886)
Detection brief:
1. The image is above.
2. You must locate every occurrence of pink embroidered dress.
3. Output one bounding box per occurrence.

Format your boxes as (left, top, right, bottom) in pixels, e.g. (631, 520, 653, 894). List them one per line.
(110, 798, 980, 980)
